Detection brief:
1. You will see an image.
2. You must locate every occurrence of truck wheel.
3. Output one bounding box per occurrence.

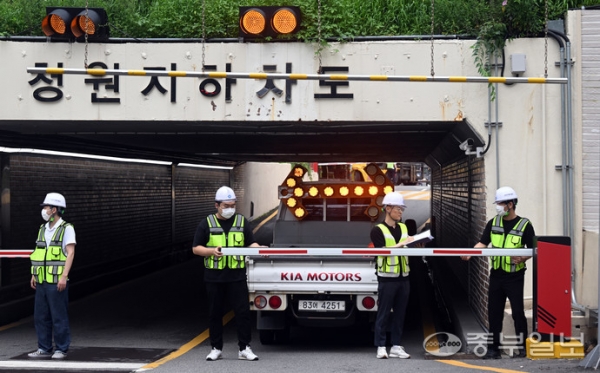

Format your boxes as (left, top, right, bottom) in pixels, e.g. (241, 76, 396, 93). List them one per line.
(259, 330, 275, 345)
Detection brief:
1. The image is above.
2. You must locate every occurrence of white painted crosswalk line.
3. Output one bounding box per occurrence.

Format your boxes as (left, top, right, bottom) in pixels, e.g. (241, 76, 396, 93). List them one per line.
(0, 360, 144, 370)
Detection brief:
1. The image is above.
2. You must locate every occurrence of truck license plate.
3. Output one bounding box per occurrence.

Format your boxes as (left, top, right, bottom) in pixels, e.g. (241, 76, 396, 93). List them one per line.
(298, 300, 345, 311)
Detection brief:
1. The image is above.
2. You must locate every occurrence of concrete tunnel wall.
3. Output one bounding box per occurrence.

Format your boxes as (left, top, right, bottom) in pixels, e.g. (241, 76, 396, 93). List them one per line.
(0, 152, 288, 325)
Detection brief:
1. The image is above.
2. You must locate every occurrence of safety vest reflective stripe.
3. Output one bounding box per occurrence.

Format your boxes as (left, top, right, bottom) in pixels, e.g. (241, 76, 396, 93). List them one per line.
(491, 216, 529, 272)
(204, 214, 246, 270)
(30, 221, 70, 283)
(376, 223, 409, 277)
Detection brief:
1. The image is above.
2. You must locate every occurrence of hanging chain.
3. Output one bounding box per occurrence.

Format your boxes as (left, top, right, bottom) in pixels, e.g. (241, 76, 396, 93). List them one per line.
(430, 0, 435, 77)
(544, 0, 549, 78)
(201, 0, 206, 71)
(84, 0, 89, 68)
(317, 0, 323, 73)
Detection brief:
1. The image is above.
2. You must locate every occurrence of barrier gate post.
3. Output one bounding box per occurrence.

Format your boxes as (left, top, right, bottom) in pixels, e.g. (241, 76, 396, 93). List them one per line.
(530, 236, 584, 359)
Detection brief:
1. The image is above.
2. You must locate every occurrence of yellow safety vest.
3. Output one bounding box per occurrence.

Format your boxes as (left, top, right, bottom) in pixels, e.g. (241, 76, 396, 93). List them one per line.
(30, 221, 71, 284)
(204, 214, 246, 270)
(376, 223, 410, 277)
(490, 216, 530, 272)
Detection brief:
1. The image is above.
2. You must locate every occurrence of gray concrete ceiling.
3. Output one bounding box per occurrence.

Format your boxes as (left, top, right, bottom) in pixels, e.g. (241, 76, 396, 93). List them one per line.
(0, 119, 485, 167)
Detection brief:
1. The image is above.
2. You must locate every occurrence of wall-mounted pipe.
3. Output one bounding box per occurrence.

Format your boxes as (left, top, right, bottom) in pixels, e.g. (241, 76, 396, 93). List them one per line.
(547, 28, 584, 312)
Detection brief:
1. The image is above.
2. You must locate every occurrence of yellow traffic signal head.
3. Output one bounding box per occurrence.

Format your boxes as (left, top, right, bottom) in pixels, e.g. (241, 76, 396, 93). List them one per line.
(239, 6, 301, 40)
(42, 7, 108, 40)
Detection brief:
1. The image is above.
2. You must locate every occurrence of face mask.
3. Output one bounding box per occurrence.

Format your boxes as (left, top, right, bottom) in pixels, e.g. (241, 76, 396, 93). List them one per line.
(41, 209, 52, 222)
(495, 204, 508, 217)
(221, 208, 235, 219)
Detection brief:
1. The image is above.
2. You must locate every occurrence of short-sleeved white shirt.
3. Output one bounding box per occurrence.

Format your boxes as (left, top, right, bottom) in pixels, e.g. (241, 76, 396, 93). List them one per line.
(42, 218, 76, 256)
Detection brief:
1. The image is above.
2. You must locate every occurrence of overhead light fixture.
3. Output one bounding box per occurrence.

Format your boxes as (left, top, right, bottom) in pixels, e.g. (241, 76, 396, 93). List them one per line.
(239, 6, 301, 40)
(42, 7, 109, 40)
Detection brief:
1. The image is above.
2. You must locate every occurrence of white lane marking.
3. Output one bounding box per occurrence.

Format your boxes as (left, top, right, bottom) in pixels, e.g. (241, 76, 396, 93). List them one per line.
(0, 360, 144, 370)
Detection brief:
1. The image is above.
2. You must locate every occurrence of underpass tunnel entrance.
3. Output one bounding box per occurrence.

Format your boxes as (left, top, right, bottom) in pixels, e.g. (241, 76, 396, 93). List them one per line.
(1, 118, 490, 346)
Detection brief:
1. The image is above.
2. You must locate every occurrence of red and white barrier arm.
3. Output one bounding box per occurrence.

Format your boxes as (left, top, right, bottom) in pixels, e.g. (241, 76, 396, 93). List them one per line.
(0, 250, 34, 258)
(220, 247, 533, 257)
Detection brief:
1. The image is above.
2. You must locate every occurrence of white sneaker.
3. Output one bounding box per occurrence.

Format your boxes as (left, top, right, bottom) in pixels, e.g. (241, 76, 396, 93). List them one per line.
(27, 349, 52, 359)
(51, 350, 67, 360)
(206, 348, 222, 361)
(238, 346, 259, 361)
(376, 346, 388, 359)
(389, 345, 410, 359)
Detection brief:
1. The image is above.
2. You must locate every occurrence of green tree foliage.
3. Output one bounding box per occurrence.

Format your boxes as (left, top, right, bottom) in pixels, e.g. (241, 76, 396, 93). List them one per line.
(1, 0, 597, 39)
(0, 0, 596, 87)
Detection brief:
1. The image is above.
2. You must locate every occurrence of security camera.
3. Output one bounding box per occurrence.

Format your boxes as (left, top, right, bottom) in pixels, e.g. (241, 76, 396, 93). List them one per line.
(458, 139, 473, 151)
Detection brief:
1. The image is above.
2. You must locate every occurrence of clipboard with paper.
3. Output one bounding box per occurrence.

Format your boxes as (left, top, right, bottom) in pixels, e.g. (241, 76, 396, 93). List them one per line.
(405, 229, 434, 247)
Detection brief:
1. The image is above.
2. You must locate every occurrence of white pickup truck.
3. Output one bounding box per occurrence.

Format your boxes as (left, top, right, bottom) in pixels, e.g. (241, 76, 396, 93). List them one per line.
(247, 163, 395, 344)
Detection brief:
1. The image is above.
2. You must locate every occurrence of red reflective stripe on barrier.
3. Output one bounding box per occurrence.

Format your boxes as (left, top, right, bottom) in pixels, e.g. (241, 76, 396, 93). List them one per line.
(343, 250, 389, 255)
(0, 251, 32, 257)
(433, 250, 482, 255)
(259, 250, 308, 255)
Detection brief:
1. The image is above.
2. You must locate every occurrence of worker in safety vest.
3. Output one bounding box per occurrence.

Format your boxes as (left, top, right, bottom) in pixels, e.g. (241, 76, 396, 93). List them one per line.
(192, 186, 265, 362)
(386, 162, 396, 184)
(370, 191, 416, 359)
(461, 186, 534, 359)
(28, 193, 76, 360)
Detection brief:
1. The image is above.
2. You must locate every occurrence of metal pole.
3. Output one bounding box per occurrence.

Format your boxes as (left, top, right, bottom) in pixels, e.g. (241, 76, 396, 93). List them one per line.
(579, 218, 600, 368)
(25, 67, 569, 85)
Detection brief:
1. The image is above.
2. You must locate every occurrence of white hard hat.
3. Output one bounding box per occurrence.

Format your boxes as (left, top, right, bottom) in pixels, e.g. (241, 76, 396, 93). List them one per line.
(40, 192, 66, 208)
(382, 192, 406, 208)
(215, 186, 236, 202)
(494, 186, 518, 203)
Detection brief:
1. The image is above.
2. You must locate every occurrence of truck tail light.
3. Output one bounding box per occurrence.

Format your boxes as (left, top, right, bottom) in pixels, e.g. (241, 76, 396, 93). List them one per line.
(254, 296, 267, 309)
(269, 295, 283, 309)
(362, 296, 376, 310)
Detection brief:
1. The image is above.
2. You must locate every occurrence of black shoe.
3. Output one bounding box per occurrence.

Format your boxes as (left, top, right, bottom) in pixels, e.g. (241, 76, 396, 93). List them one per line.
(513, 350, 527, 358)
(482, 349, 501, 359)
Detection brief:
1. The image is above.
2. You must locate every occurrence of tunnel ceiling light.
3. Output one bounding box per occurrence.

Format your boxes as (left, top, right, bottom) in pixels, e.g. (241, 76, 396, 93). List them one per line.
(42, 7, 109, 40)
(239, 6, 301, 40)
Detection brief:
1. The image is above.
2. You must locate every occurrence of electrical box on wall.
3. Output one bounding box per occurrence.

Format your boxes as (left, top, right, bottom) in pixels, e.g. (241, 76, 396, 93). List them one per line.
(510, 53, 527, 74)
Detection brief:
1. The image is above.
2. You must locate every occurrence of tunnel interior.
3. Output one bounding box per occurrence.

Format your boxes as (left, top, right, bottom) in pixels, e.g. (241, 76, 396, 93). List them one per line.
(0, 118, 490, 340)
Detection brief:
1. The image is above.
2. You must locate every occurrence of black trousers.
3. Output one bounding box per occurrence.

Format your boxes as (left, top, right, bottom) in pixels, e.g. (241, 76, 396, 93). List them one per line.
(487, 270, 527, 351)
(206, 280, 252, 350)
(374, 279, 410, 347)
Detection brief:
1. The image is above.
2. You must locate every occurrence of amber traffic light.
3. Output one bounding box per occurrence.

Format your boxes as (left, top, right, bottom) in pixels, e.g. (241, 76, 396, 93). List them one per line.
(239, 6, 301, 40)
(42, 7, 109, 40)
